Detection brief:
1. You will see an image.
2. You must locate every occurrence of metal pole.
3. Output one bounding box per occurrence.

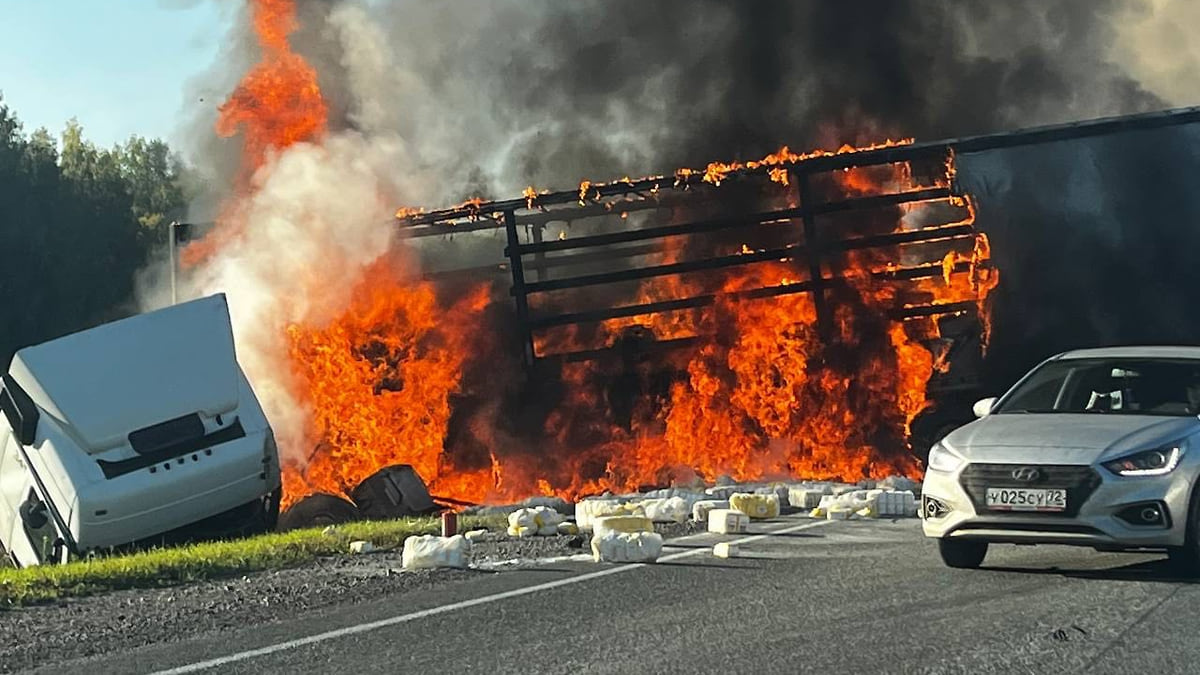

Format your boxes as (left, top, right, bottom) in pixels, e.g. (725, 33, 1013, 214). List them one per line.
(168, 221, 178, 305)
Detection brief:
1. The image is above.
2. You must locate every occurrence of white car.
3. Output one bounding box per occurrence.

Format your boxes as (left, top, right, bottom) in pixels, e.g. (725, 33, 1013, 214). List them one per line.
(921, 346, 1200, 572)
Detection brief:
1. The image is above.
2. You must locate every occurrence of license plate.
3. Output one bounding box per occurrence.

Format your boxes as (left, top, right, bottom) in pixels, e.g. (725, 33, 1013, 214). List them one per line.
(985, 487, 1067, 512)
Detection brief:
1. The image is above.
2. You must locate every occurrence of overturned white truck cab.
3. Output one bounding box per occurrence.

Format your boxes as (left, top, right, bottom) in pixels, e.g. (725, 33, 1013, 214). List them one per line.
(0, 294, 281, 567)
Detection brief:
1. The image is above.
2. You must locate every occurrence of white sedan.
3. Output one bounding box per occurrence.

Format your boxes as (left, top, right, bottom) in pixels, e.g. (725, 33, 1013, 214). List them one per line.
(921, 346, 1200, 572)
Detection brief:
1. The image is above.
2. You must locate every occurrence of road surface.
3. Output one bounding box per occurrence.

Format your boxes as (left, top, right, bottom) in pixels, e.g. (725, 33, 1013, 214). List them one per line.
(31, 515, 1200, 674)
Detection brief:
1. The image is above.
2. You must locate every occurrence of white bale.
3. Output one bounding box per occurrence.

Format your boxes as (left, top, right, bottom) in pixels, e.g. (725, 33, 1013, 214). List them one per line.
(788, 488, 824, 510)
(691, 499, 730, 524)
(640, 496, 691, 523)
(755, 484, 790, 506)
(401, 534, 470, 569)
(712, 542, 739, 558)
(575, 499, 645, 531)
(592, 514, 655, 539)
(507, 507, 541, 537)
(729, 492, 781, 519)
(826, 505, 853, 520)
(591, 531, 664, 563)
(708, 508, 749, 534)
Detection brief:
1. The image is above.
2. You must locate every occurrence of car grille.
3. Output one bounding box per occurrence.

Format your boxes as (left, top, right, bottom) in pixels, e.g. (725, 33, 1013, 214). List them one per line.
(959, 463, 1101, 517)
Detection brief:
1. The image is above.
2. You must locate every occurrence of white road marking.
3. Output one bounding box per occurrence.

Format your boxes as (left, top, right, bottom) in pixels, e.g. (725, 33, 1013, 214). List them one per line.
(152, 517, 834, 674)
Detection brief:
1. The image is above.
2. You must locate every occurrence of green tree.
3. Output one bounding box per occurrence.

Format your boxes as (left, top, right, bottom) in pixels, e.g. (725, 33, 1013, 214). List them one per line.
(0, 96, 190, 368)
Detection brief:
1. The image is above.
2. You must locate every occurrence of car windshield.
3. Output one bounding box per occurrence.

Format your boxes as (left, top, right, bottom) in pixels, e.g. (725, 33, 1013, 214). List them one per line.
(994, 357, 1200, 416)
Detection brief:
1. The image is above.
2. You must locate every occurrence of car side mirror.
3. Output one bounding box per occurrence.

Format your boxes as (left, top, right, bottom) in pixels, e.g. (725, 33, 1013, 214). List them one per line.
(973, 397, 998, 418)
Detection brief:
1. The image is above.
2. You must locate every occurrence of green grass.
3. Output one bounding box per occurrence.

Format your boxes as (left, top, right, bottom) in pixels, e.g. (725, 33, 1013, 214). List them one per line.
(0, 515, 503, 609)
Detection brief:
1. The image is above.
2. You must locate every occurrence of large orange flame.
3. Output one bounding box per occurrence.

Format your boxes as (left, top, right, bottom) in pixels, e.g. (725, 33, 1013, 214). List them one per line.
(281, 151, 998, 509)
(201, 1, 1000, 511)
(182, 0, 328, 267)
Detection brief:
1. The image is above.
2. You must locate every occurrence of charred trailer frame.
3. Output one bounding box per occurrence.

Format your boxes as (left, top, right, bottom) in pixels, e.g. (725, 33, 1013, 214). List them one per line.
(394, 106, 1200, 462)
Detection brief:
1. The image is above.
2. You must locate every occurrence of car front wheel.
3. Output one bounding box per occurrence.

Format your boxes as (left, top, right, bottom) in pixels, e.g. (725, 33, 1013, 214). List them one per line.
(939, 539, 988, 569)
(1167, 490, 1200, 577)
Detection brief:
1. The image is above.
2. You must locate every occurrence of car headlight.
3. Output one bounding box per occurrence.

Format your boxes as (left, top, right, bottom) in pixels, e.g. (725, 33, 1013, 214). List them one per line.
(1101, 445, 1185, 477)
(927, 442, 964, 473)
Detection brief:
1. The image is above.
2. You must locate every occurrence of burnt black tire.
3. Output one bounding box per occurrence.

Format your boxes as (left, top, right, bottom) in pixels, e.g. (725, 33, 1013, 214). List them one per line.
(939, 539, 988, 569)
(276, 493, 362, 531)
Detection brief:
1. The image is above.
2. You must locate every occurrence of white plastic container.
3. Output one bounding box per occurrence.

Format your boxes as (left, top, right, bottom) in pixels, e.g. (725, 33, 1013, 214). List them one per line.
(707, 508, 749, 534)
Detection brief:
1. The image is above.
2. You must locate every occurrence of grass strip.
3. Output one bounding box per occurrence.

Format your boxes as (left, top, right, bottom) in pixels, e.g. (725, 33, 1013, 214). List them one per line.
(0, 515, 503, 609)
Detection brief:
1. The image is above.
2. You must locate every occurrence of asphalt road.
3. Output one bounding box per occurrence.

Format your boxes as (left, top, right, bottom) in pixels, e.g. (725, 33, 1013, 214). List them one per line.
(34, 514, 1200, 675)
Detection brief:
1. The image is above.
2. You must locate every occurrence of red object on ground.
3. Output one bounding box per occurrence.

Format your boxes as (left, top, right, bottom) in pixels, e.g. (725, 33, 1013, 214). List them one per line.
(441, 511, 458, 537)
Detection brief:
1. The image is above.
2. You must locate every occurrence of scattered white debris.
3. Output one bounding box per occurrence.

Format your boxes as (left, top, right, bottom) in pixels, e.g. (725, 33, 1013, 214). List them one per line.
(705, 485, 741, 500)
(787, 488, 826, 510)
(592, 515, 654, 539)
(754, 483, 790, 506)
(575, 499, 646, 531)
(691, 499, 730, 524)
(639, 496, 691, 523)
(809, 489, 917, 519)
(322, 525, 340, 537)
(463, 529, 490, 541)
(707, 508, 750, 534)
(348, 540, 375, 554)
(556, 521, 580, 536)
(712, 542, 739, 559)
(401, 534, 470, 569)
(507, 506, 565, 537)
(729, 492, 781, 519)
(591, 530, 664, 563)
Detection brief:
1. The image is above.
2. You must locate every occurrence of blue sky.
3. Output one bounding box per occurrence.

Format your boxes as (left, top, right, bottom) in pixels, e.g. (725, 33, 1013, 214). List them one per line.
(0, 0, 233, 149)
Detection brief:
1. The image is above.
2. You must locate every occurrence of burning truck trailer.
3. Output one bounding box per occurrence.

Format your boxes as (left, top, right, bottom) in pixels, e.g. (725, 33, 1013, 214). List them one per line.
(390, 106, 1200, 482)
(178, 105, 1200, 529)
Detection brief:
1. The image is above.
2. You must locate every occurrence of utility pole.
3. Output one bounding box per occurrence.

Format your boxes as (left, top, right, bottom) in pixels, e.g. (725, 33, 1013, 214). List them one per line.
(168, 221, 178, 305)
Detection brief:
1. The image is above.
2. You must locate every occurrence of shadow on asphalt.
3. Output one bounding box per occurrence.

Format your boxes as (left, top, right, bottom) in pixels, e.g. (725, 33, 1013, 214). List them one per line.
(984, 558, 1200, 584)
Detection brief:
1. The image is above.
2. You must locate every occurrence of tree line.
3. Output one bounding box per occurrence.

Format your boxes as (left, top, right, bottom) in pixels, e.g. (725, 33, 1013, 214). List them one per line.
(0, 95, 189, 368)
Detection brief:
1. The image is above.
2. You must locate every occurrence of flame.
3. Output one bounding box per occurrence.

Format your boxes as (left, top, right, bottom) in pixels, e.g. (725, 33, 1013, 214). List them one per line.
(181, 0, 328, 267)
(281, 259, 491, 509)
(196, 0, 1000, 511)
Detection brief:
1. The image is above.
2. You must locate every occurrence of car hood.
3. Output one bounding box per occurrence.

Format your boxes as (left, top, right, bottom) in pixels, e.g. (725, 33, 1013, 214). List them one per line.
(942, 413, 1200, 464)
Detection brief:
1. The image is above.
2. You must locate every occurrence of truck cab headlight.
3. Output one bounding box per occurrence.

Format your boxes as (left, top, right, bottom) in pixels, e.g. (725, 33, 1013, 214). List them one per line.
(927, 442, 964, 473)
(1102, 446, 1184, 477)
